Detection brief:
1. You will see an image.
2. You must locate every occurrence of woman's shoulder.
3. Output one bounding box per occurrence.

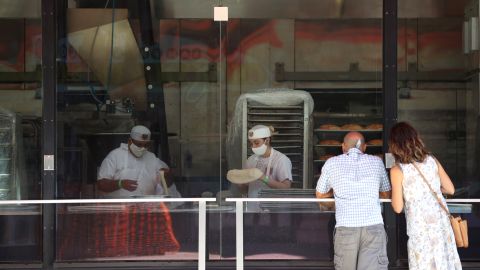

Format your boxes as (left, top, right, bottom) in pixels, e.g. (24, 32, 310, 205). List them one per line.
(424, 155, 437, 165)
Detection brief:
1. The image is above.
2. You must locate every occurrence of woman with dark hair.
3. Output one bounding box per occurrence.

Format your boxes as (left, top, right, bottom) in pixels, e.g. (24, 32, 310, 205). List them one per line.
(389, 122, 461, 270)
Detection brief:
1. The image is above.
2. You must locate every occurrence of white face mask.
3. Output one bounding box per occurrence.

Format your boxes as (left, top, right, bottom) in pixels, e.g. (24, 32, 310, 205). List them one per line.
(129, 143, 147, 158)
(252, 143, 268, 156)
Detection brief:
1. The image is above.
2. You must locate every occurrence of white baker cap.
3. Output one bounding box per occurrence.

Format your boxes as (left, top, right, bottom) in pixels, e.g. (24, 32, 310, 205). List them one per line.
(130, 125, 151, 141)
(248, 125, 271, 139)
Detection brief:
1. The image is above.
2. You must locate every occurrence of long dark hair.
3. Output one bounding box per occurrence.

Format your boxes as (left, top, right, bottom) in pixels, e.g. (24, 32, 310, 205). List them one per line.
(389, 122, 429, 164)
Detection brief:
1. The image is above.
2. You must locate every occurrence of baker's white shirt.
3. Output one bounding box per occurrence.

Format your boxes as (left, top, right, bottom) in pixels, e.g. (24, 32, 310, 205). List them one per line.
(97, 143, 169, 198)
(244, 148, 293, 198)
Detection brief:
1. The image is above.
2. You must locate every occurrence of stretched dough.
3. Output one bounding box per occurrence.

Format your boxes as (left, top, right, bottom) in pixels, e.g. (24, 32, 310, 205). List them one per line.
(227, 168, 263, 184)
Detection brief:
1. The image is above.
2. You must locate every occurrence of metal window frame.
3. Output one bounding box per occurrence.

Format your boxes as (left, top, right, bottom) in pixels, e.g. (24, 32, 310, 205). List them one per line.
(42, 0, 57, 269)
(382, 0, 399, 266)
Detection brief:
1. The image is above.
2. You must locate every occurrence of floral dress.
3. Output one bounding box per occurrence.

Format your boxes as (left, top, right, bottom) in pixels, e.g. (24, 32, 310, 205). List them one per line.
(398, 156, 462, 270)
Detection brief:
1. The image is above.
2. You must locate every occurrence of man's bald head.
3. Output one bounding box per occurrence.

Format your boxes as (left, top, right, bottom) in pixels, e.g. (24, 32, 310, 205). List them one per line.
(342, 132, 366, 152)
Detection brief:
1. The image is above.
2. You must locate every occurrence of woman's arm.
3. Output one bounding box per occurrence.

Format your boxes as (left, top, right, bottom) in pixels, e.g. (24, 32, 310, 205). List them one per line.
(390, 165, 404, 214)
(434, 158, 455, 195)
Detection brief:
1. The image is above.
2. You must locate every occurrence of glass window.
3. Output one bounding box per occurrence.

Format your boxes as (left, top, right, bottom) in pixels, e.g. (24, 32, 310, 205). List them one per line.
(220, 0, 383, 263)
(55, 0, 221, 261)
(0, 0, 42, 262)
(397, 0, 479, 261)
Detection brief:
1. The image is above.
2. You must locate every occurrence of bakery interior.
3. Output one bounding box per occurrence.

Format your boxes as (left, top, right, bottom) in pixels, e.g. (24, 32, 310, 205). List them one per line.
(0, 0, 479, 268)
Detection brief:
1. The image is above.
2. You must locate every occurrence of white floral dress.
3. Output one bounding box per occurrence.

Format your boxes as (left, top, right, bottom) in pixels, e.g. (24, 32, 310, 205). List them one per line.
(398, 156, 462, 270)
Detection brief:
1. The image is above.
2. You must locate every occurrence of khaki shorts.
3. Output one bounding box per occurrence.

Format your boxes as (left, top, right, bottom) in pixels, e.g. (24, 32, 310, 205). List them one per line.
(334, 224, 389, 270)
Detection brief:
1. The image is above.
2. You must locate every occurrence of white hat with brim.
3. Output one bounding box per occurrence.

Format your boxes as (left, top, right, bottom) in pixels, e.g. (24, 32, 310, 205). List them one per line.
(130, 125, 151, 142)
(226, 168, 263, 184)
(248, 125, 271, 140)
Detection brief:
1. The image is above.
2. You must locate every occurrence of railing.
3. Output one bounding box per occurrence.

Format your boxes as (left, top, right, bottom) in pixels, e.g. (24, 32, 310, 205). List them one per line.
(225, 198, 479, 270)
(0, 197, 478, 269)
(0, 198, 215, 270)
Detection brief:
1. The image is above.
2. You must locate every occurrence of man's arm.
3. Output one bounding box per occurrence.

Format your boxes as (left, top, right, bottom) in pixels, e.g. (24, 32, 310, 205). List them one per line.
(316, 190, 335, 210)
(378, 160, 392, 199)
(258, 156, 293, 189)
(263, 177, 292, 189)
(97, 154, 138, 193)
(315, 161, 334, 210)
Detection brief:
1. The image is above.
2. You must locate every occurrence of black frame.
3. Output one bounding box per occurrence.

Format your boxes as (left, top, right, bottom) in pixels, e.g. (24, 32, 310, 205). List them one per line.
(42, 0, 57, 269)
(382, 0, 398, 266)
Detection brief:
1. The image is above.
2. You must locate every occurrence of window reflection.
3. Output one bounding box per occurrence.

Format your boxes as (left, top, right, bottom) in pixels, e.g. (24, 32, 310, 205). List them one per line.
(0, 0, 42, 263)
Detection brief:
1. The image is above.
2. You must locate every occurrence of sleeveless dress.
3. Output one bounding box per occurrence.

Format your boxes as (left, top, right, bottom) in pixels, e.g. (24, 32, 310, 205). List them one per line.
(398, 156, 462, 270)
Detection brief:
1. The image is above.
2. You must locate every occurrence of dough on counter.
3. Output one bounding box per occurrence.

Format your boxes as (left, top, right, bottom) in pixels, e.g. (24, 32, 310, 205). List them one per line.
(367, 139, 383, 146)
(366, 123, 383, 130)
(226, 168, 263, 184)
(341, 124, 363, 130)
(318, 124, 341, 130)
(319, 139, 342, 145)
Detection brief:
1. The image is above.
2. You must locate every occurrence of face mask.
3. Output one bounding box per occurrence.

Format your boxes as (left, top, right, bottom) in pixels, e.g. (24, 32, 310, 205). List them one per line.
(252, 143, 268, 156)
(129, 143, 147, 158)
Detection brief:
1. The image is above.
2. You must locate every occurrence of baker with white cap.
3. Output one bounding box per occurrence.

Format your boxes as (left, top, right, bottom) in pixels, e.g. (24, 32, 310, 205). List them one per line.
(239, 125, 293, 199)
(97, 125, 171, 198)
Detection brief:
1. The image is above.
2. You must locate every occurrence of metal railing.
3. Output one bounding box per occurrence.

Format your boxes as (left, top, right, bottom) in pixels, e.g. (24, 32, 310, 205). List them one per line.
(0, 198, 215, 270)
(226, 198, 479, 270)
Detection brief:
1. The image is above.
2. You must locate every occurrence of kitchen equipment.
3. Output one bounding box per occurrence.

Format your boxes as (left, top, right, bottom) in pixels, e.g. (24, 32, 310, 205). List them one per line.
(228, 89, 314, 188)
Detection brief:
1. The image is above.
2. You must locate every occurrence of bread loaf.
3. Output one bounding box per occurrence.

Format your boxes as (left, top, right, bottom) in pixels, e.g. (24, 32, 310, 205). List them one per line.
(367, 139, 383, 146)
(319, 154, 335, 161)
(366, 123, 383, 130)
(319, 140, 341, 145)
(318, 124, 341, 130)
(341, 124, 363, 130)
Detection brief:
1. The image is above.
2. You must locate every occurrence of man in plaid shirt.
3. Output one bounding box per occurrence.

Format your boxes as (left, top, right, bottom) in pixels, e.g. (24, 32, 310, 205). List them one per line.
(316, 132, 391, 270)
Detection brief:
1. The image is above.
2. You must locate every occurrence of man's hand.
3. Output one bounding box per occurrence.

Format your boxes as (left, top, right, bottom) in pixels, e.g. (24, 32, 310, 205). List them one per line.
(121, 179, 138, 191)
(316, 190, 335, 211)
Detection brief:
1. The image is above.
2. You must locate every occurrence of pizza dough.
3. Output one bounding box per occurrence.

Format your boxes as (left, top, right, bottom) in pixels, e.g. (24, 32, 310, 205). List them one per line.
(367, 139, 383, 146)
(366, 123, 383, 130)
(226, 168, 263, 184)
(341, 124, 363, 130)
(319, 139, 342, 145)
(318, 124, 341, 130)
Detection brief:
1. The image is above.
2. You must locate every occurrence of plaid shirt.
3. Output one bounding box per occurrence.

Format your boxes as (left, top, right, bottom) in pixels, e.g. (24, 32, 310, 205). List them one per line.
(316, 148, 391, 227)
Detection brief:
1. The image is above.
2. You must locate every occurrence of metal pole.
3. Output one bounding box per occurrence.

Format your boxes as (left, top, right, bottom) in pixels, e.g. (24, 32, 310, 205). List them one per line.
(235, 201, 244, 270)
(198, 201, 207, 270)
(137, 0, 170, 164)
(383, 0, 398, 266)
(42, 0, 57, 268)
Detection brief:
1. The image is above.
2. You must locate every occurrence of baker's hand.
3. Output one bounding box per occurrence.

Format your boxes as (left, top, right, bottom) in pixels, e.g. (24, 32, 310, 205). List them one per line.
(121, 179, 138, 191)
(258, 174, 269, 185)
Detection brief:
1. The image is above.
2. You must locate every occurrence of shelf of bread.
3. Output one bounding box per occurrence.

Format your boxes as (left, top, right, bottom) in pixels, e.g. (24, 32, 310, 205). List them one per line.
(315, 129, 382, 133)
(315, 139, 341, 147)
(313, 112, 382, 119)
(314, 123, 383, 132)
